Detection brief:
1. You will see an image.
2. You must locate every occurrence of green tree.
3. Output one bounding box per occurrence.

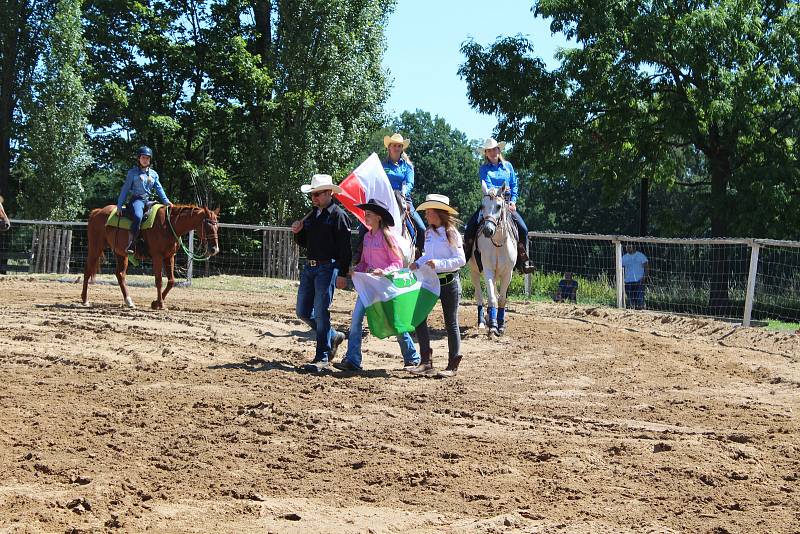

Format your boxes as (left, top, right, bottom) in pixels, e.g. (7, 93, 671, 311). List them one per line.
(460, 0, 800, 309)
(362, 110, 481, 219)
(16, 0, 92, 219)
(0, 0, 55, 204)
(83, 0, 394, 224)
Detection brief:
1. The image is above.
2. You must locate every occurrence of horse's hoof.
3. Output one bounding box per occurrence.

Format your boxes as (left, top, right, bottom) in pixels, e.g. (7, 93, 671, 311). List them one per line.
(81, 301, 90, 307)
(478, 323, 486, 329)
(124, 297, 136, 309)
(151, 300, 163, 310)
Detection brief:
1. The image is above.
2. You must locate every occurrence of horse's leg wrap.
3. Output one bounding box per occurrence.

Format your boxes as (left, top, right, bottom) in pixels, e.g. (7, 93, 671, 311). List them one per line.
(497, 307, 505, 328)
(477, 305, 484, 326)
(487, 306, 497, 328)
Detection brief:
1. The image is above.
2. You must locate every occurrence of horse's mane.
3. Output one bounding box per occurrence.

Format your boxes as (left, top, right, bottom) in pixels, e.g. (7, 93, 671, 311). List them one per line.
(170, 204, 210, 224)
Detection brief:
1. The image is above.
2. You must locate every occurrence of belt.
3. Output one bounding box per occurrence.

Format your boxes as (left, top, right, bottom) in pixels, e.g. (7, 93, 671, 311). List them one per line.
(438, 272, 458, 285)
(307, 259, 334, 267)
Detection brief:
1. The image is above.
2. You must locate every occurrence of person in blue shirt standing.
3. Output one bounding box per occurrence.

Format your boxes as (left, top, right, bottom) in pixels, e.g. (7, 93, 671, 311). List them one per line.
(622, 244, 649, 309)
(383, 133, 426, 252)
(464, 138, 534, 273)
(116, 146, 172, 254)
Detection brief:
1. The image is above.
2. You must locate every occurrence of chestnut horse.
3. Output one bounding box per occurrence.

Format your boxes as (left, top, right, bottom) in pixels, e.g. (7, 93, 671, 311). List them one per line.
(81, 204, 219, 309)
(0, 195, 10, 231)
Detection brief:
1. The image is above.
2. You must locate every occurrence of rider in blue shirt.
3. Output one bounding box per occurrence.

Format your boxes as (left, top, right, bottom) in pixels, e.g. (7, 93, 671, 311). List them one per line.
(464, 138, 534, 273)
(117, 146, 172, 254)
(383, 133, 426, 251)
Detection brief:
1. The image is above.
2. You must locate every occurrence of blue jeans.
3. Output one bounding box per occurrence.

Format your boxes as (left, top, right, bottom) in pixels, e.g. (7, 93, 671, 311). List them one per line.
(407, 203, 426, 249)
(344, 296, 419, 368)
(625, 281, 645, 309)
(128, 198, 146, 235)
(296, 263, 338, 361)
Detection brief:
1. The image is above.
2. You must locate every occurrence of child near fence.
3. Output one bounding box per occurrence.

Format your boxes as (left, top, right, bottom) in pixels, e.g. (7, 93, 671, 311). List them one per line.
(408, 194, 466, 378)
(334, 199, 420, 372)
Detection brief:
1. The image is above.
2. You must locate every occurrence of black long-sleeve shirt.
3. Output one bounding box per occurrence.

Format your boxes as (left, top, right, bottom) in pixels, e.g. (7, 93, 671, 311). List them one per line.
(293, 202, 352, 276)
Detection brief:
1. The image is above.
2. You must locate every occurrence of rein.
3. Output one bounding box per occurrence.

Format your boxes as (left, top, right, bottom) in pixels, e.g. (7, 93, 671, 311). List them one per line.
(480, 193, 511, 248)
(166, 206, 215, 262)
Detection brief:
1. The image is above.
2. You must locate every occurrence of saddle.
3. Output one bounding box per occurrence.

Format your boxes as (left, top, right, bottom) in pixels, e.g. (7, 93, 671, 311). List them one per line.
(106, 202, 163, 230)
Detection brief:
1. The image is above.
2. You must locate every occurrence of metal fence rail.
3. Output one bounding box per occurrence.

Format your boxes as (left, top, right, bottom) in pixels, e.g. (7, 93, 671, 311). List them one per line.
(3, 220, 799, 325)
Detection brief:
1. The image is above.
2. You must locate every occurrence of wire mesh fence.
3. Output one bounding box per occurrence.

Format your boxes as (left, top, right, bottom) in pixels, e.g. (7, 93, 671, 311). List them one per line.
(2, 219, 798, 325)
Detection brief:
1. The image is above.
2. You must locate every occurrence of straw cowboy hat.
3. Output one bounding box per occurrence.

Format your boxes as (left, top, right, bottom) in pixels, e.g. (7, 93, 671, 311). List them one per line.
(300, 174, 343, 194)
(479, 137, 506, 155)
(383, 133, 411, 149)
(417, 193, 458, 215)
(356, 198, 395, 227)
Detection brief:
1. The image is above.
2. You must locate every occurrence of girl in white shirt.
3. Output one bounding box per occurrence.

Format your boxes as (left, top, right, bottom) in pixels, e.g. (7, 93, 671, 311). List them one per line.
(408, 194, 466, 377)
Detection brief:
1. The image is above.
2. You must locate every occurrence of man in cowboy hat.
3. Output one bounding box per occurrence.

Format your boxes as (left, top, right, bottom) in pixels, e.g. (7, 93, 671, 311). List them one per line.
(291, 174, 352, 372)
(463, 138, 534, 274)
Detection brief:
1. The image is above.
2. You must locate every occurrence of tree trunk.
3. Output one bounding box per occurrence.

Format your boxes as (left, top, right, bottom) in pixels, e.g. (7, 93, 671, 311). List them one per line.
(0, 5, 21, 201)
(639, 177, 649, 236)
(708, 151, 732, 313)
(253, 0, 272, 75)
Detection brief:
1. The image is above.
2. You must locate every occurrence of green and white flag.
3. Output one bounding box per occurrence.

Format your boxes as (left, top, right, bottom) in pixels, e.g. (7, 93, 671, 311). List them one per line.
(352, 267, 440, 339)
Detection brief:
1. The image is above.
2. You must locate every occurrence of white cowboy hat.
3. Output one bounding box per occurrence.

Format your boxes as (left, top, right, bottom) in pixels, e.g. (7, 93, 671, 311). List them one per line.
(300, 174, 343, 194)
(417, 193, 458, 215)
(479, 137, 506, 155)
(383, 133, 411, 149)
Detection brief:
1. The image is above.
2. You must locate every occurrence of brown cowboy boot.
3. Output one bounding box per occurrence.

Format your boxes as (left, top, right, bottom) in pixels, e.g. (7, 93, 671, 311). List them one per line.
(516, 243, 535, 274)
(408, 349, 435, 376)
(437, 355, 462, 378)
(125, 231, 136, 254)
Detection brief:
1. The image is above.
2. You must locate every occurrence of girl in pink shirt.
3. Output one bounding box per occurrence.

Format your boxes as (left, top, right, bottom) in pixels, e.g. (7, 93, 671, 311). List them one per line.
(334, 199, 420, 372)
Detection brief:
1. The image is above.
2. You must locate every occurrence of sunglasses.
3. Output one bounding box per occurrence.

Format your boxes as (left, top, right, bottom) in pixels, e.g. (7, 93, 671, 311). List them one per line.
(309, 191, 326, 198)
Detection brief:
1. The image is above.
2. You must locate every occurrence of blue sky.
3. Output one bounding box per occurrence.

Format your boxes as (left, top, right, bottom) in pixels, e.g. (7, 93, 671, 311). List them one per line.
(382, 1, 571, 143)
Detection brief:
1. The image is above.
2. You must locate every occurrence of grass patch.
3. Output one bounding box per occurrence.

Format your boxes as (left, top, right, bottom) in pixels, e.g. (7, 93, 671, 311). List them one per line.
(459, 268, 616, 306)
(766, 320, 800, 332)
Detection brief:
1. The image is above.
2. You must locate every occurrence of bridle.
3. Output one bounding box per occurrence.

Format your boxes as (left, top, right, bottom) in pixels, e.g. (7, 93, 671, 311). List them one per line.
(196, 214, 219, 254)
(480, 189, 511, 248)
(166, 206, 218, 261)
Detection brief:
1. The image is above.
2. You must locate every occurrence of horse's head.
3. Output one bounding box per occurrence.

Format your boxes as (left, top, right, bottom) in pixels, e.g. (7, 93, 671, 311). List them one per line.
(0, 195, 10, 232)
(480, 188, 504, 238)
(199, 207, 220, 256)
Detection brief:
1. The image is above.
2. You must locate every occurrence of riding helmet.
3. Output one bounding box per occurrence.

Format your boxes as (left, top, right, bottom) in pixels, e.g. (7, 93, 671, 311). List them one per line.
(136, 146, 153, 158)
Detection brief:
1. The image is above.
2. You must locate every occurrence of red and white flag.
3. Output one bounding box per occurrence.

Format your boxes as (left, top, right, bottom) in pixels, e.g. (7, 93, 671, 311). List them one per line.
(337, 153, 401, 228)
(336, 153, 412, 263)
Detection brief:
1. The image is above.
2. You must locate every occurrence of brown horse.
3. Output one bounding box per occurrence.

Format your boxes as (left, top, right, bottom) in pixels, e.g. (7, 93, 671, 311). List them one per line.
(81, 204, 219, 309)
(0, 195, 10, 231)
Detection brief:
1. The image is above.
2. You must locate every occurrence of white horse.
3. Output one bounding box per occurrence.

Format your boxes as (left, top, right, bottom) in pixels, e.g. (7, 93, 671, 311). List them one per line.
(468, 183, 517, 337)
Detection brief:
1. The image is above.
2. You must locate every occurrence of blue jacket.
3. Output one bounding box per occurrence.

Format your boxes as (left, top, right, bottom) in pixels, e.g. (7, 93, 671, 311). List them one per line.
(117, 166, 170, 209)
(383, 158, 414, 199)
(479, 161, 518, 203)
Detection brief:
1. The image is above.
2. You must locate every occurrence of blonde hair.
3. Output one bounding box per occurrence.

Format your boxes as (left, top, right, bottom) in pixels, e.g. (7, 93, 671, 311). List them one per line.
(387, 145, 414, 169)
(428, 209, 461, 248)
(483, 151, 506, 164)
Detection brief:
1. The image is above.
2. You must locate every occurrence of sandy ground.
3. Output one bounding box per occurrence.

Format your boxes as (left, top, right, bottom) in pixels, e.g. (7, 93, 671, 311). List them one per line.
(0, 275, 798, 533)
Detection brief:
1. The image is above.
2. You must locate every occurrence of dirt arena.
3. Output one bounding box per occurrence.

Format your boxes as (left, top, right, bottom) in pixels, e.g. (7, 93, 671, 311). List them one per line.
(1, 276, 798, 533)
